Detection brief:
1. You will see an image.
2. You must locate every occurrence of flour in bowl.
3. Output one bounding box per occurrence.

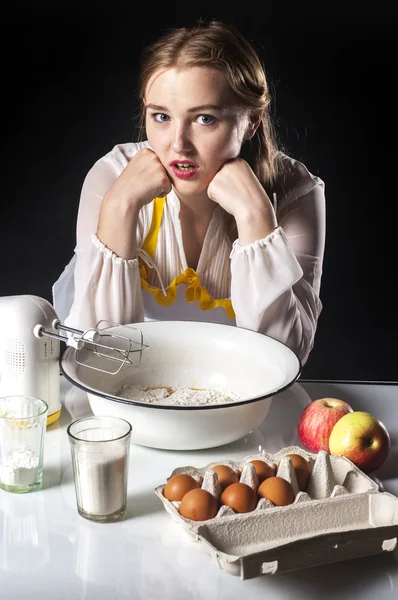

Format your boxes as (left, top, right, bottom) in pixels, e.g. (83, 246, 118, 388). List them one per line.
(118, 385, 241, 406)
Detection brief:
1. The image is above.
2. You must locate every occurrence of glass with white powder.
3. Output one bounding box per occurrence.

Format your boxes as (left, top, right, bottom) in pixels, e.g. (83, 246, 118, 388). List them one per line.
(67, 416, 132, 523)
(0, 395, 48, 493)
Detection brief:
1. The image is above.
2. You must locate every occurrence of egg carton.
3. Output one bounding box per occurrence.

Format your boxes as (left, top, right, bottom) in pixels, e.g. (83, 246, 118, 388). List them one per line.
(154, 445, 398, 579)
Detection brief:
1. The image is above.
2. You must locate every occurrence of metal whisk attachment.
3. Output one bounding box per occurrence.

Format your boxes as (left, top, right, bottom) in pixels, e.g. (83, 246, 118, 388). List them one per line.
(38, 320, 149, 375)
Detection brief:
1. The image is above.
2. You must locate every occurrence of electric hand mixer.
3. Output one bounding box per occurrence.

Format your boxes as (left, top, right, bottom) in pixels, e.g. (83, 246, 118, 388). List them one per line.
(0, 295, 148, 425)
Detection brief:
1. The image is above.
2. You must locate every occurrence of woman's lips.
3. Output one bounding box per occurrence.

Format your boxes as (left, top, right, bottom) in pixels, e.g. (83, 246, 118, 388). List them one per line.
(170, 163, 200, 179)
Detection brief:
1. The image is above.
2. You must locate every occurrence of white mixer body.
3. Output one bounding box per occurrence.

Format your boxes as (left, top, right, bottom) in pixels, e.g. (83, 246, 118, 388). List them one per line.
(0, 295, 61, 423)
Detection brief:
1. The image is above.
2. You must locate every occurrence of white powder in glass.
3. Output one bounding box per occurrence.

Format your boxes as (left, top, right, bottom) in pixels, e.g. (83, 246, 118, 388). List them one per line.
(73, 446, 127, 516)
(0, 447, 40, 486)
(118, 385, 241, 406)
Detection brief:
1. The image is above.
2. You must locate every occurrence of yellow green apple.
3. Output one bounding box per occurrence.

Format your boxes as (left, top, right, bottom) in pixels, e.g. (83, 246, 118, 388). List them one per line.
(329, 411, 390, 473)
(297, 398, 353, 452)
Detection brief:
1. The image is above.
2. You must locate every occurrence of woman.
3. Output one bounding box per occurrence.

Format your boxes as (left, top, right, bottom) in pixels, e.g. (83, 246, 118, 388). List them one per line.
(53, 20, 325, 366)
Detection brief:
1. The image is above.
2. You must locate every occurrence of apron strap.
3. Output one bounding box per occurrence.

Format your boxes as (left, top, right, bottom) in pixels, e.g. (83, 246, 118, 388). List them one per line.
(140, 196, 166, 260)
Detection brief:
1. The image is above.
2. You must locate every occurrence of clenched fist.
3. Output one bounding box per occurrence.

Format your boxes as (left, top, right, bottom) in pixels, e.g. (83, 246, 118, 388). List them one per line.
(207, 158, 271, 219)
(207, 158, 277, 244)
(106, 148, 172, 210)
(97, 148, 172, 259)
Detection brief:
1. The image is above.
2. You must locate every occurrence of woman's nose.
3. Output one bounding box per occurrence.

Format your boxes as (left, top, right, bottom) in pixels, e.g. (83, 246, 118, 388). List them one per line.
(172, 126, 193, 153)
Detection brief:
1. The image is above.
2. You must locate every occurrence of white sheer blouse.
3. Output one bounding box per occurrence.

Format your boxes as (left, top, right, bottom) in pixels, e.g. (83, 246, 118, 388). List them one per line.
(53, 141, 326, 365)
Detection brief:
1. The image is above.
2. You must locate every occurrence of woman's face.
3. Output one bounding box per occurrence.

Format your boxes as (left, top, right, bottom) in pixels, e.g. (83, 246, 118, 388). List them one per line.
(144, 66, 250, 201)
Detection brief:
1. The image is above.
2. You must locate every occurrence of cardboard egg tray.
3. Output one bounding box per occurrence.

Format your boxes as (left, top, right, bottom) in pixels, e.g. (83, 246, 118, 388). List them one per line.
(154, 445, 398, 579)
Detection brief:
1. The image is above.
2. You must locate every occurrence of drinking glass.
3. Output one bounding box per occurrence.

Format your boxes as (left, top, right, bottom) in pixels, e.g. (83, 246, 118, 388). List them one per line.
(67, 416, 132, 522)
(0, 395, 48, 493)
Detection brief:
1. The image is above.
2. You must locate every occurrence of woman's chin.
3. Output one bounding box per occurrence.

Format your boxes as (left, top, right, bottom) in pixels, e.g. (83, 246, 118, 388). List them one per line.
(172, 179, 209, 200)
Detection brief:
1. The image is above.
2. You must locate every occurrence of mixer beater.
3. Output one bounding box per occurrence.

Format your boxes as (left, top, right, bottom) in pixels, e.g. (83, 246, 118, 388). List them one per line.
(0, 295, 149, 425)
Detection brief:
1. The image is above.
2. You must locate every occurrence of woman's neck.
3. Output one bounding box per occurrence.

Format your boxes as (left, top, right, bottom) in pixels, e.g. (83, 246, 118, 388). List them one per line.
(174, 188, 217, 224)
(174, 189, 218, 270)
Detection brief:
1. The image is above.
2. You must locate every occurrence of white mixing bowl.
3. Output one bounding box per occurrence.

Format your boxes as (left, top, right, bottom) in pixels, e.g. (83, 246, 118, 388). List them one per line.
(60, 321, 301, 450)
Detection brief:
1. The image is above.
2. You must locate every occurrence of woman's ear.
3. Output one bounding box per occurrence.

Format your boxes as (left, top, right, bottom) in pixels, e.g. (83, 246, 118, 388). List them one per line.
(244, 112, 263, 140)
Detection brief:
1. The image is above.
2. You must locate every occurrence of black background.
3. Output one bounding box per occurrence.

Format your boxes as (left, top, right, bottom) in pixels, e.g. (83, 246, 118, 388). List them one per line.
(2, 1, 396, 380)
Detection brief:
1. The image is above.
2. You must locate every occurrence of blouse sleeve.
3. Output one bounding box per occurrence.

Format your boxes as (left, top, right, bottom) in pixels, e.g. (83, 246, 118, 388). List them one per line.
(53, 147, 149, 330)
(230, 179, 326, 366)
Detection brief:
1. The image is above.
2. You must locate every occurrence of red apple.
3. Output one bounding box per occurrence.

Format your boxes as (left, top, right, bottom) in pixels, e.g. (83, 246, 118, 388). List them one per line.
(329, 411, 390, 473)
(297, 398, 353, 452)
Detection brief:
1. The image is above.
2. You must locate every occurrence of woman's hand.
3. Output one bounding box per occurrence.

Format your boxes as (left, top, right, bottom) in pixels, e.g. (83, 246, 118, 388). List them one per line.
(105, 148, 172, 210)
(207, 158, 269, 219)
(97, 149, 171, 259)
(207, 158, 278, 245)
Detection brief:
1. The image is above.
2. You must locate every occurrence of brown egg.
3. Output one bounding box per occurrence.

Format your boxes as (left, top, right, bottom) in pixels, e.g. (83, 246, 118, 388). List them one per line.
(249, 460, 276, 483)
(179, 488, 219, 521)
(163, 474, 200, 501)
(257, 476, 295, 506)
(286, 454, 312, 491)
(220, 482, 257, 513)
(211, 465, 239, 491)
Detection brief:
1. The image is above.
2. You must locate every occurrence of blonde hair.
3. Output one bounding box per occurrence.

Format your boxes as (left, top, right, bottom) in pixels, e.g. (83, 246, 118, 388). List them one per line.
(137, 20, 283, 193)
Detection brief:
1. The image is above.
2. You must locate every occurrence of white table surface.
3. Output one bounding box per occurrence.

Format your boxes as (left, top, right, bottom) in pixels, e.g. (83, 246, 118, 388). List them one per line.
(1, 376, 397, 599)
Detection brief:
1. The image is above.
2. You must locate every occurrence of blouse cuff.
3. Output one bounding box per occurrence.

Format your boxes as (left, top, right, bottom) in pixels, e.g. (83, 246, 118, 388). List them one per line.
(229, 225, 284, 257)
(91, 233, 139, 268)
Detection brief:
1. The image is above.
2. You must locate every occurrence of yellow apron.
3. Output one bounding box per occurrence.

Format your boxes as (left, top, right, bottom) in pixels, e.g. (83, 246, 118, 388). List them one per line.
(138, 197, 235, 324)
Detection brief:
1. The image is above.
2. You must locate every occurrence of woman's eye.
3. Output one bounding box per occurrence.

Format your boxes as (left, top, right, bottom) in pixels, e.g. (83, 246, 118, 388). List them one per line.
(197, 114, 216, 125)
(153, 113, 169, 123)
